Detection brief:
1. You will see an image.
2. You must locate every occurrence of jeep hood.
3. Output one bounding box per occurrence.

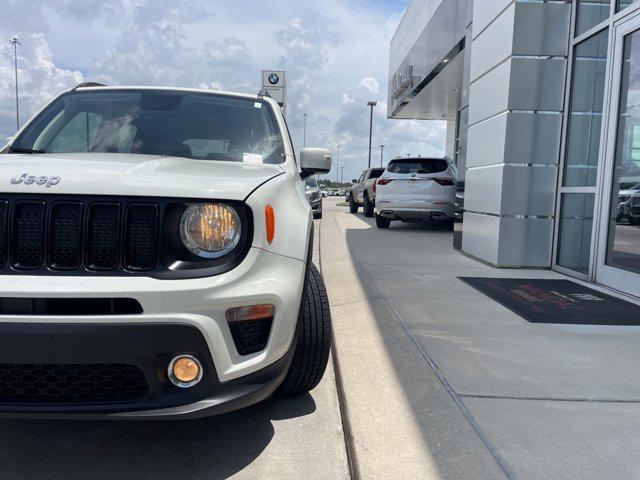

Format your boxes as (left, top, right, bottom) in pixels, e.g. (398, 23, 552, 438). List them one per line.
(0, 153, 284, 200)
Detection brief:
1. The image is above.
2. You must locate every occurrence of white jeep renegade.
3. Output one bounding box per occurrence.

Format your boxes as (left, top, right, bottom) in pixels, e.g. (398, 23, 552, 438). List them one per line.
(0, 84, 332, 419)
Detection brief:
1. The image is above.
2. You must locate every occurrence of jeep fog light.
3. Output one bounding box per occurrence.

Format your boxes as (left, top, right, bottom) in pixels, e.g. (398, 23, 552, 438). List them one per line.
(180, 203, 241, 258)
(168, 355, 203, 388)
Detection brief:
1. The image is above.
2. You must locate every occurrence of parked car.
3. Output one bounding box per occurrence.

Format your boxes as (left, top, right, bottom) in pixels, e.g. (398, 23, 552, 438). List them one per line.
(629, 192, 640, 225)
(454, 180, 465, 220)
(306, 177, 323, 219)
(0, 84, 333, 419)
(374, 157, 456, 230)
(347, 167, 385, 217)
(617, 182, 640, 223)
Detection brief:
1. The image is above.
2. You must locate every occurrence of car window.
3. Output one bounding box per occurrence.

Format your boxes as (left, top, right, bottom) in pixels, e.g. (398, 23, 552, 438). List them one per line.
(45, 112, 103, 153)
(14, 90, 285, 164)
(358, 171, 366, 182)
(387, 158, 448, 174)
(369, 168, 384, 179)
(305, 177, 318, 188)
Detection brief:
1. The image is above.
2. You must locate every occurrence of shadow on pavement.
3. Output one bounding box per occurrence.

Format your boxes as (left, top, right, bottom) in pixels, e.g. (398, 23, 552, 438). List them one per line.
(0, 393, 316, 480)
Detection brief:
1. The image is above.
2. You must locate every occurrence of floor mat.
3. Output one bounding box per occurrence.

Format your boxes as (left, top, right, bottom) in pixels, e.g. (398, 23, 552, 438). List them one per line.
(458, 278, 640, 325)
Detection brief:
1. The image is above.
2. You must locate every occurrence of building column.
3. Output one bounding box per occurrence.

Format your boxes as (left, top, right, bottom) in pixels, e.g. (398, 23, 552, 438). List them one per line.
(462, 0, 571, 267)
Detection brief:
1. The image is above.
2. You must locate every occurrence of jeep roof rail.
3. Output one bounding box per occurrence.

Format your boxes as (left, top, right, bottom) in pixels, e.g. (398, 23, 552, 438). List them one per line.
(72, 82, 106, 91)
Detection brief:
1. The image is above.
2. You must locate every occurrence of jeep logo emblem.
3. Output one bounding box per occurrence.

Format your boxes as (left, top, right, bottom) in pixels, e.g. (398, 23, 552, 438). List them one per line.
(10, 173, 61, 188)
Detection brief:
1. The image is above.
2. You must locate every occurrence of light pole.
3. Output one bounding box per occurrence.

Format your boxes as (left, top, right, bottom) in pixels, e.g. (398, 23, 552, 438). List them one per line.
(10, 37, 20, 131)
(303, 113, 307, 147)
(367, 101, 377, 169)
(379, 144, 386, 167)
(335, 144, 340, 182)
(340, 166, 345, 184)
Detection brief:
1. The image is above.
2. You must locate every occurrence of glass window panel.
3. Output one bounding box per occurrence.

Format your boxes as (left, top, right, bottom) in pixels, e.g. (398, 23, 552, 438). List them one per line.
(618, 0, 639, 13)
(577, 0, 610, 37)
(606, 30, 640, 274)
(563, 30, 609, 187)
(557, 194, 595, 274)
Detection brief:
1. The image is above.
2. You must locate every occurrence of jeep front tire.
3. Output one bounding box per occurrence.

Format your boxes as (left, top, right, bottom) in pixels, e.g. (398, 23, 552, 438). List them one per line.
(277, 264, 331, 396)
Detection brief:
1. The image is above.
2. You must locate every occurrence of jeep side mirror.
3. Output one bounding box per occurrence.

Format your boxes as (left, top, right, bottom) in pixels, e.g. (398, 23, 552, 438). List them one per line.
(351, 179, 357, 183)
(300, 148, 332, 179)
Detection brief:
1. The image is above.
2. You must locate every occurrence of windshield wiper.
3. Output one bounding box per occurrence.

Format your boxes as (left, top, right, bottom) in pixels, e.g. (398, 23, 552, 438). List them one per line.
(8, 146, 47, 154)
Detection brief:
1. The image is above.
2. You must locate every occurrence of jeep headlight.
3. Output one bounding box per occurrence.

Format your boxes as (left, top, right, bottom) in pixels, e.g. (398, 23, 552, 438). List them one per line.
(180, 203, 241, 258)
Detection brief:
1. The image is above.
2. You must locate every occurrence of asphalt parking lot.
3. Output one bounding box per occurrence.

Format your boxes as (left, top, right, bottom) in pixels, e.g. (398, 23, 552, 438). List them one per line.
(2, 197, 640, 480)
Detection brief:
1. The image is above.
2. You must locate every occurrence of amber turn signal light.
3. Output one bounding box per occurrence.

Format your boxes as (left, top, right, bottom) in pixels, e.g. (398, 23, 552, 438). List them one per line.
(226, 304, 275, 323)
(265, 205, 275, 244)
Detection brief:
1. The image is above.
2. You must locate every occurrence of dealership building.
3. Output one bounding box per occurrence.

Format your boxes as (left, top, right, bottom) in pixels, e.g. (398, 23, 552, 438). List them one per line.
(388, 0, 640, 298)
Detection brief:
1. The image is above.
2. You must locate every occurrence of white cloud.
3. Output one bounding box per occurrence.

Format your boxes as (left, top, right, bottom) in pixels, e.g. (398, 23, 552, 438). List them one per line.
(0, 0, 445, 180)
(0, 33, 82, 137)
(357, 78, 380, 96)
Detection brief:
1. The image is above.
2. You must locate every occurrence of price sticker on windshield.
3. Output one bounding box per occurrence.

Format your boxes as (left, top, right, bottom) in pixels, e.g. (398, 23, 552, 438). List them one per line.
(243, 153, 263, 164)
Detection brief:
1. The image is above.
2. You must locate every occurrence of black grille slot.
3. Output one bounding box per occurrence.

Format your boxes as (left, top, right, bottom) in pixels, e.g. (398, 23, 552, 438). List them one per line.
(0, 297, 142, 315)
(48, 202, 82, 270)
(12, 202, 45, 269)
(0, 363, 148, 404)
(0, 201, 8, 267)
(125, 204, 158, 271)
(229, 318, 273, 355)
(86, 203, 121, 270)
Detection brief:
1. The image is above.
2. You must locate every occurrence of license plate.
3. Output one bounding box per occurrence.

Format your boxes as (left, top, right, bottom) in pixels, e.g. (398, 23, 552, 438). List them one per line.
(408, 180, 418, 186)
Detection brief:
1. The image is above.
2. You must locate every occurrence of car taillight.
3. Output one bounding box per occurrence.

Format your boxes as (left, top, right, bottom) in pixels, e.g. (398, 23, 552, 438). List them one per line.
(434, 178, 455, 186)
(377, 179, 393, 186)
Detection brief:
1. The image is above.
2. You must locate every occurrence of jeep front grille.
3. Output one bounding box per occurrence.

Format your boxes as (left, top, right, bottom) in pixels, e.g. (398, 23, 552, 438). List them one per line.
(0, 194, 253, 278)
(0, 196, 159, 274)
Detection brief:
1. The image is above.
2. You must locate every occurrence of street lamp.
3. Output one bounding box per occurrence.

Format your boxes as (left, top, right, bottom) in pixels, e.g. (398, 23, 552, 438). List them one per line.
(336, 144, 340, 183)
(367, 101, 377, 169)
(379, 144, 386, 167)
(340, 166, 345, 184)
(9, 37, 20, 131)
(303, 113, 307, 147)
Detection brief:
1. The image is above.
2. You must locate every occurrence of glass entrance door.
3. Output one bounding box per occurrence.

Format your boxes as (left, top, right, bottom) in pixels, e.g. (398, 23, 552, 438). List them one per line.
(597, 14, 640, 297)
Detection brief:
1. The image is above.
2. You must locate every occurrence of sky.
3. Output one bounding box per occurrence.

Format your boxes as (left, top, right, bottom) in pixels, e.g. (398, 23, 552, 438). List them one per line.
(0, 0, 445, 182)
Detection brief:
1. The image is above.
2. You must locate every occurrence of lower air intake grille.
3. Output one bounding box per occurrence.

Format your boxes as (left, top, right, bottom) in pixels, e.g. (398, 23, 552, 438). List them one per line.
(229, 318, 273, 355)
(0, 363, 149, 404)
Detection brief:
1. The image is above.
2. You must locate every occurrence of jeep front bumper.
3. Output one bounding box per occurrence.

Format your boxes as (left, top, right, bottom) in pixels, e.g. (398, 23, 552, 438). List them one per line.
(0, 246, 306, 418)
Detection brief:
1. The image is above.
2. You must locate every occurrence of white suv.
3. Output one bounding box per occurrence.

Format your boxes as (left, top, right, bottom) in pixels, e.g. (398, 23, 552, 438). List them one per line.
(374, 157, 456, 230)
(0, 84, 332, 419)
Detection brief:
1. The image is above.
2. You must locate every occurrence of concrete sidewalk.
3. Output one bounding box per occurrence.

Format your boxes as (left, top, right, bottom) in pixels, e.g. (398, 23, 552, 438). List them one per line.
(321, 198, 640, 480)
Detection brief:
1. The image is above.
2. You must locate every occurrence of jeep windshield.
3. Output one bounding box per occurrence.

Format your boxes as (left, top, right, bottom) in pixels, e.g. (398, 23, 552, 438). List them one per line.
(10, 89, 285, 164)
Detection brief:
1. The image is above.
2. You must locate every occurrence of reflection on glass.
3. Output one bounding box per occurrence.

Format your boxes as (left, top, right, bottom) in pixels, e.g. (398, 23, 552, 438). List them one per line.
(564, 30, 608, 187)
(577, 0, 610, 36)
(618, 0, 639, 13)
(606, 31, 640, 274)
(557, 194, 595, 274)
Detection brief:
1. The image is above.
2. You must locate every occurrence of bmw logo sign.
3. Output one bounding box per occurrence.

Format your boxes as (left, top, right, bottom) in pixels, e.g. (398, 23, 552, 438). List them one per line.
(268, 73, 280, 85)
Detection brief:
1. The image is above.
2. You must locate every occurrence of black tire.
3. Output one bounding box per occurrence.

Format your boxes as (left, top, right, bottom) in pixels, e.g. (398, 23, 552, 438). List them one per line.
(313, 210, 323, 220)
(363, 194, 374, 217)
(630, 216, 639, 226)
(277, 264, 331, 397)
(376, 213, 391, 229)
(447, 219, 455, 231)
(349, 194, 359, 213)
